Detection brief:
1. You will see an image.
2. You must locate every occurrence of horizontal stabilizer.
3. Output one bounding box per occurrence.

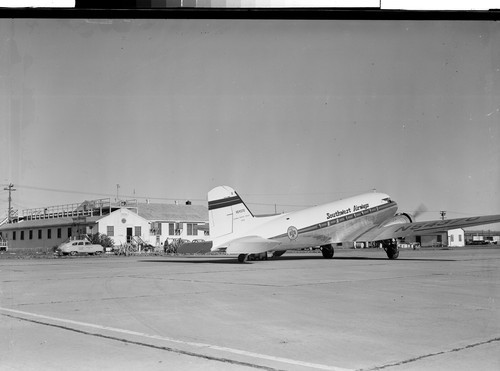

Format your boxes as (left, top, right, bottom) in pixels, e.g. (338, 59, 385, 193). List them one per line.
(225, 236, 282, 255)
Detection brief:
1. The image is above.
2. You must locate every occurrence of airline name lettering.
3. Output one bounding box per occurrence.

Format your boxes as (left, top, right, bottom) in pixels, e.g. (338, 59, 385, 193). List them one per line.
(326, 203, 370, 220)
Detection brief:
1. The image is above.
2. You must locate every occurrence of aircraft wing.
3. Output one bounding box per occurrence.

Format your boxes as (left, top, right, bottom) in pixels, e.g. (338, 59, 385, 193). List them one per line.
(224, 236, 282, 255)
(355, 214, 500, 242)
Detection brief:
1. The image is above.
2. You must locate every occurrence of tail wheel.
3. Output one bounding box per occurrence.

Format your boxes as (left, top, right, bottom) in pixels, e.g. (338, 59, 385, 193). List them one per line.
(320, 244, 334, 259)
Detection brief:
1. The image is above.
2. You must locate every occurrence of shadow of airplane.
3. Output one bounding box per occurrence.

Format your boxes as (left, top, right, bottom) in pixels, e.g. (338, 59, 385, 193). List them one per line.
(139, 254, 455, 264)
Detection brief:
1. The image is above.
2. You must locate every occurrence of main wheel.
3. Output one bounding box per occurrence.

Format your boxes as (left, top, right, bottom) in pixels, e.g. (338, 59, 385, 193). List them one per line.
(237, 254, 248, 263)
(320, 244, 334, 259)
(386, 247, 399, 259)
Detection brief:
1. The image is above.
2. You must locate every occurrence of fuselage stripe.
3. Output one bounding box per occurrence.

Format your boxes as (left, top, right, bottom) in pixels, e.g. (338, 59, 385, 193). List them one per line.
(270, 201, 396, 240)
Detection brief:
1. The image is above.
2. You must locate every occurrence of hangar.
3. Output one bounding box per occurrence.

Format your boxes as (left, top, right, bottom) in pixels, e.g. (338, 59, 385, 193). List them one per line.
(0, 198, 209, 252)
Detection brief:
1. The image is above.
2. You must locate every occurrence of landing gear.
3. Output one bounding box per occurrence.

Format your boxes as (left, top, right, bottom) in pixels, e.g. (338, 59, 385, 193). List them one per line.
(237, 254, 248, 263)
(381, 239, 399, 259)
(320, 244, 334, 259)
(271, 250, 286, 259)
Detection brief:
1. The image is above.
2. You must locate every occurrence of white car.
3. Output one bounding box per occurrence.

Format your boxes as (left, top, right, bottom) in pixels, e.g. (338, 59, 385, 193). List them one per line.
(58, 240, 104, 256)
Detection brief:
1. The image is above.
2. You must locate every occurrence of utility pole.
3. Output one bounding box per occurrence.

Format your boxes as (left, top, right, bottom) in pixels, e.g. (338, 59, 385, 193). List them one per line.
(3, 183, 16, 223)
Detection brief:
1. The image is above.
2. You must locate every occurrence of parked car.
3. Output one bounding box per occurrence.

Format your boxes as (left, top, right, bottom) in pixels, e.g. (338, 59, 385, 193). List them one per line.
(57, 239, 104, 256)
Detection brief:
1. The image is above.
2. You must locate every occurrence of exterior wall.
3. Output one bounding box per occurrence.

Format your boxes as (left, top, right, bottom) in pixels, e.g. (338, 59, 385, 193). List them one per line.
(0, 224, 88, 251)
(149, 222, 209, 247)
(97, 208, 150, 246)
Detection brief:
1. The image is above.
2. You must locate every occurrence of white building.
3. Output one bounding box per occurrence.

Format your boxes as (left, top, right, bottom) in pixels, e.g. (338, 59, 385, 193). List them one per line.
(96, 203, 209, 247)
(447, 228, 465, 247)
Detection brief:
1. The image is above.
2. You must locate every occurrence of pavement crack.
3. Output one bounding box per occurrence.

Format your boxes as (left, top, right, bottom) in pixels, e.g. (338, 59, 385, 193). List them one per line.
(360, 336, 500, 370)
(1, 312, 284, 371)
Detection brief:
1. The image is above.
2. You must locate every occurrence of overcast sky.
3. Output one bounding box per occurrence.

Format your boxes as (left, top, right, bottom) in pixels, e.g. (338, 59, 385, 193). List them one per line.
(1, 18, 499, 227)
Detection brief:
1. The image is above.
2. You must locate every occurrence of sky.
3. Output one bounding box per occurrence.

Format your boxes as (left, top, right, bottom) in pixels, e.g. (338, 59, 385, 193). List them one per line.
(1, 18, 499, 228)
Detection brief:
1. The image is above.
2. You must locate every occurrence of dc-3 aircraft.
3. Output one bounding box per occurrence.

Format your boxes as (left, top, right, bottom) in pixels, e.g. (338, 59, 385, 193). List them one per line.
(208, 185, 500, 263)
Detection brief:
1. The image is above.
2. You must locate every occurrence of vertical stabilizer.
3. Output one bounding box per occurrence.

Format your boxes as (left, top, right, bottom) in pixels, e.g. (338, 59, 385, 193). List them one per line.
(208, 186, 254, 241)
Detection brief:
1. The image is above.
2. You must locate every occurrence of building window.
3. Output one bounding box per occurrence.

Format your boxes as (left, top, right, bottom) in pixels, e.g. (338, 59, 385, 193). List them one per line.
(169, 223, 175, 235)
(47, 229, 52, 239)
(450, 235, 454, 242)
(13, 231, 16, 240)
(150, 222, 161, 235)
(187, 223, 197, 236)
(21, 231, 24, 240)
(38, 230, 42, 239)
(29, 230, 33, 240)
(107, 226, 114, 236)
(459, 235, 462, 242)
(57, 228, 62, 239)
(134, 226, 141, 236)
(68, 227, 72, 238)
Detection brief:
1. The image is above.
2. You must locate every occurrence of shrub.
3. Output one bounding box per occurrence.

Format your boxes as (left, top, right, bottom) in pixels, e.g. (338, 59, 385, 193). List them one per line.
(89, 233, 114, 248)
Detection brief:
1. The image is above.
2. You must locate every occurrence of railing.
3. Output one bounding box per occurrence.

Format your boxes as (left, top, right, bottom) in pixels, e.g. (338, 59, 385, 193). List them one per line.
(21, 198, 112, 221)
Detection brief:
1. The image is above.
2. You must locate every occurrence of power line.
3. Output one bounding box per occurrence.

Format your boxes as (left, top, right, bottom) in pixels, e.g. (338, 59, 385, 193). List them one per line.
(14, 184, 206, 203)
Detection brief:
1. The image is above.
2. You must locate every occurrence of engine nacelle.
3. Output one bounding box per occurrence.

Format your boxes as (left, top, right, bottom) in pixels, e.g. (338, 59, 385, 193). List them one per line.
(378, 212, 413, 228)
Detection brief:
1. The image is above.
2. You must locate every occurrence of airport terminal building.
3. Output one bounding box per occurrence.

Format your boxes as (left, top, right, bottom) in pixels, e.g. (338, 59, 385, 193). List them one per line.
(0, 198, 209, 251)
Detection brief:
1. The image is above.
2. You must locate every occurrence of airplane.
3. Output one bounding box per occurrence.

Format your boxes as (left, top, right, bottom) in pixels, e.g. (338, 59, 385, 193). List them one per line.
(208, 185, 500, 263)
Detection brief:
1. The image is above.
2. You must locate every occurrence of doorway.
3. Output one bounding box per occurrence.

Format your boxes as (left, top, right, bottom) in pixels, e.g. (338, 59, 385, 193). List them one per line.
(127, 227, 133, 243)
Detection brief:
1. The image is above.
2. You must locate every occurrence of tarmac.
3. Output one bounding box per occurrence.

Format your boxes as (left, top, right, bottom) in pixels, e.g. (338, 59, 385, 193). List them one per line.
(0, 247, 499, 371)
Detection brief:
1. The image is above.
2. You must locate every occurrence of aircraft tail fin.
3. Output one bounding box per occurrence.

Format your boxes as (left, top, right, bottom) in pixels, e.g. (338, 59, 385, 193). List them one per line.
(208, 186, 254, 241)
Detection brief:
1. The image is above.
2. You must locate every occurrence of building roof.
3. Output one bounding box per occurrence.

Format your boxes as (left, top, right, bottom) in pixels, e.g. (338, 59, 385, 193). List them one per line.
(135, 203, 208, 223)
